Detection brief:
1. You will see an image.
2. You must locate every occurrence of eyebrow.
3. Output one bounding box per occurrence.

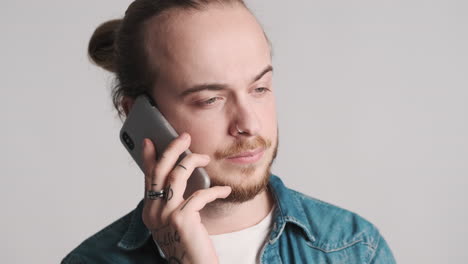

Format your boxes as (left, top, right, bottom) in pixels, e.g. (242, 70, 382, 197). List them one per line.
(179, 65, 273, 97)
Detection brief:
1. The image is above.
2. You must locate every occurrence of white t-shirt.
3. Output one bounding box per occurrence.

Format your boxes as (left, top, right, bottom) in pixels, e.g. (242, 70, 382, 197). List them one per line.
(210, 208, 274, 264)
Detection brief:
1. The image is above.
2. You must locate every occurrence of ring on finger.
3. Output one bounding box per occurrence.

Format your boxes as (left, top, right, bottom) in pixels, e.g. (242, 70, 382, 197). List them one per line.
(147, 189, 165, 200)
(146, 186, 174, 201)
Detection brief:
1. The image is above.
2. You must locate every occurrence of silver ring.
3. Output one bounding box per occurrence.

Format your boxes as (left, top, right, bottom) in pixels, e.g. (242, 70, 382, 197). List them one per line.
(236, 125, 245, 134)
(147, 189, 165, 200)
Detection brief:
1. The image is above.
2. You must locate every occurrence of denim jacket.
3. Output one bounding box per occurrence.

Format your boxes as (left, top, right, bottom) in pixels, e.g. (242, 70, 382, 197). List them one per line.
(62, 175, 396, 263)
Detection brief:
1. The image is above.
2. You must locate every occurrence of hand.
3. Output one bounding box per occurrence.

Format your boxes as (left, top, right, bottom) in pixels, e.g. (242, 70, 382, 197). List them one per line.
(141, 133, 231, 264)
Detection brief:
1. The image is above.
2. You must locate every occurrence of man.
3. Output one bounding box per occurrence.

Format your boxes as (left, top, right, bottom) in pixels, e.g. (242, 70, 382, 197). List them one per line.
(63, 0, 396, 263)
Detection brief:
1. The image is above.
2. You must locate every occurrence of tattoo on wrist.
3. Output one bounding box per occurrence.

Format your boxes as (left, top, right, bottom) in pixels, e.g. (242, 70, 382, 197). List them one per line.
(167, 257, 181, 264)
(167, 251, 185, 264)
(156, 229, 180, 247)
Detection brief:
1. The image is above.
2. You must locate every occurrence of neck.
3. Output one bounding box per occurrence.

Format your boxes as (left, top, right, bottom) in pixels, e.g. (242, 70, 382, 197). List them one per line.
(200, 186, 274, 235)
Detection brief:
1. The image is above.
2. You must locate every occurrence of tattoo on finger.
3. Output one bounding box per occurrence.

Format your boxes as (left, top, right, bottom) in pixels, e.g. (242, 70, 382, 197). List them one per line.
(164, 184, 174, 201)
(180, 195, 195, 211)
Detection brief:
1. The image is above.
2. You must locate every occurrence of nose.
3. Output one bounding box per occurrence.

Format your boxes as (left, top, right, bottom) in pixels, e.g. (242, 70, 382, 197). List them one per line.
(229, 100, 261, 137)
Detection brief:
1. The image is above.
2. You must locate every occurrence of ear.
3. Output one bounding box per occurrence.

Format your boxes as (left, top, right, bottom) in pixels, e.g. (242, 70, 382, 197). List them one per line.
(121, 96, 135, 117)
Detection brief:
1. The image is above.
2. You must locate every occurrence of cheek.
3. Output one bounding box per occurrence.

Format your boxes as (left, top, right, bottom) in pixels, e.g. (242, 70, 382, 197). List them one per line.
(181, 115, 227, 155)
(258, 100, 277, 136)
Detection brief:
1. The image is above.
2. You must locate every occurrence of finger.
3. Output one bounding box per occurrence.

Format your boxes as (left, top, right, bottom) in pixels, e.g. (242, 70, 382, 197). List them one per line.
(141, 139, 162, 192)
(142, 134, 191, 224)
(178, 186, 232, 213)
(162, 153, 210, 212)
(153, 133, 191, 186)
(142, 139, 167, 226)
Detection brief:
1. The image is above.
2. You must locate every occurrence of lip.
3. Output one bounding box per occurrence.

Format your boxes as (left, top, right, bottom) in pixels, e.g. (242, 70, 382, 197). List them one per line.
(226, 148, 265, 164)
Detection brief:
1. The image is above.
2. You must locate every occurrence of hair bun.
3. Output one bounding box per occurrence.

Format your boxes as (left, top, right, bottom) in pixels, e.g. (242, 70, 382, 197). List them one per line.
(88, 19, 122, 73)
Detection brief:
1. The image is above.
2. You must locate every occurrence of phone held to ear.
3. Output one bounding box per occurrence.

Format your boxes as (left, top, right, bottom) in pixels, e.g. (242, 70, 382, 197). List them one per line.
(120, 94, 210, 198)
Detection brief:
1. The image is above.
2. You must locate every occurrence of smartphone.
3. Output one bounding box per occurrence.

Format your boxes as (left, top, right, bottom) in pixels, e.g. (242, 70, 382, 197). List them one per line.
(120, 94, 210, 198)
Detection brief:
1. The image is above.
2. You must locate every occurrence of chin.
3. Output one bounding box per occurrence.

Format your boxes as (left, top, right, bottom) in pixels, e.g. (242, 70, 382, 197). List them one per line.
(208, 155, 274, 203)
(207, 135, 279, 203)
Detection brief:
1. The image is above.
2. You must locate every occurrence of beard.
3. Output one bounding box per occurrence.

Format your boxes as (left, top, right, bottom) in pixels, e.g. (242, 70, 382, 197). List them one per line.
(208, 135, 278, 203)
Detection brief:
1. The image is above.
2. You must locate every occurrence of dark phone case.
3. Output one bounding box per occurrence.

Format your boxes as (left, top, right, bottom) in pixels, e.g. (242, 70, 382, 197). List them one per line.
(120, 95, 210, 198)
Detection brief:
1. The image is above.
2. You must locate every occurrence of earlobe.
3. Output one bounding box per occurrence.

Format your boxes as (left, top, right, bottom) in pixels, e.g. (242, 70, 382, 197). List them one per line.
(121, 96, 135, 117)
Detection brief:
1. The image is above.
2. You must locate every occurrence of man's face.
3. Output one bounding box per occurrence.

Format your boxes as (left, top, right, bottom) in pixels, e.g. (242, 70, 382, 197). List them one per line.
(145, 4, 277, 202)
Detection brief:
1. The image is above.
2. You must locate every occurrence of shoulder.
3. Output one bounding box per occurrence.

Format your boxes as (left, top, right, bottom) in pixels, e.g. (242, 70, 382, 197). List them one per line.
(61, 200, 165, 264)
(269, 175, 394, 262)
(61, 211, 134, 263)
(291, 188, 382, 251)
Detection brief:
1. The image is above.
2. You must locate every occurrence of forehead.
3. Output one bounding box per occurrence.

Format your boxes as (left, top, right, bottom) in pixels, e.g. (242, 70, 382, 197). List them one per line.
(144, 5, 271, 90)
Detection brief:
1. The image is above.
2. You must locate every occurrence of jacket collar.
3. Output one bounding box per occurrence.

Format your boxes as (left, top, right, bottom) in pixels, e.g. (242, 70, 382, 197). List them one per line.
(117, 199, 151, 250)
(117, 174, 315, 250)
(268, 175, 316, 243)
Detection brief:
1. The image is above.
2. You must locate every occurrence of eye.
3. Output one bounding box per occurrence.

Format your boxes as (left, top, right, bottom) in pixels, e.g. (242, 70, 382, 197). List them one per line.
(254, 87, 269, 94)
(199, 97, 222, 106)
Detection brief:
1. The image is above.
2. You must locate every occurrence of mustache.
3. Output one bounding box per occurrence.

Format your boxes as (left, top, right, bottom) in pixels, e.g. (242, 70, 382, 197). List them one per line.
(214, 136, 272, 160)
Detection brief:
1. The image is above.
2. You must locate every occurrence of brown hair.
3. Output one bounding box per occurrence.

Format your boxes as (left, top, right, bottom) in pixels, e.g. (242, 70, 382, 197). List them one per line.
(88, 0, 246, 118)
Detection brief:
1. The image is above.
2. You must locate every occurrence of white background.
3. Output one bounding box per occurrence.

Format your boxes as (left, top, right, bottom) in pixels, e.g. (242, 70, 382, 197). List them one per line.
(2, 0, 467, 263)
